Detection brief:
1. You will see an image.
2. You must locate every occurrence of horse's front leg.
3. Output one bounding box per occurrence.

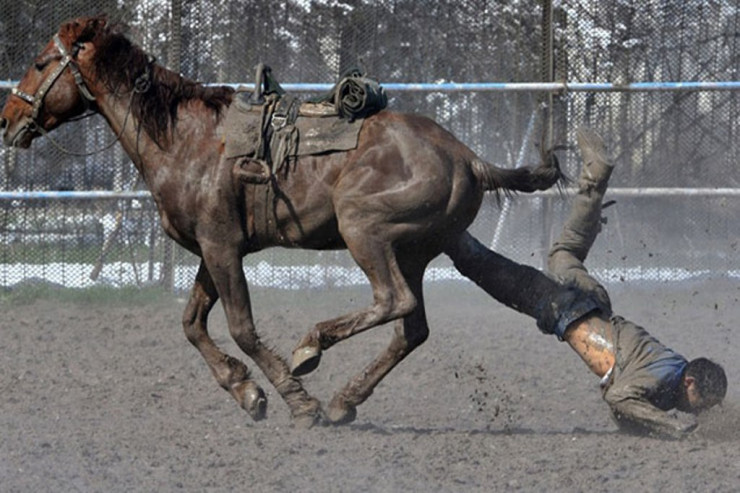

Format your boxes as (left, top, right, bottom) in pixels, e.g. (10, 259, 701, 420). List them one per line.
(182, 261, 266, 421)
(201, 246, 324, 427)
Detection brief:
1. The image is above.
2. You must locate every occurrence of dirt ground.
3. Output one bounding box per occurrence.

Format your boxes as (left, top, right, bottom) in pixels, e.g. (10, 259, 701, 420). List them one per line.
(2, 276, 739, 492)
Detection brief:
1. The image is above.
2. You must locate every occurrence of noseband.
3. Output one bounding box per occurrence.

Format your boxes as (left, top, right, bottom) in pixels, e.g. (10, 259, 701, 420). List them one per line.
(11, 34, 96, 127)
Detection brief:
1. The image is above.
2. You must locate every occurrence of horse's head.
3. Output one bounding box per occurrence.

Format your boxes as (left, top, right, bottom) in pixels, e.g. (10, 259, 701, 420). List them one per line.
(1, 16, 107, 148)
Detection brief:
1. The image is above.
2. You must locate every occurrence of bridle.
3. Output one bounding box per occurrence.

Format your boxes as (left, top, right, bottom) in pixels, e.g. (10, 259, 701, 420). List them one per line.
(9, 33, 150, 156)
(11, 34, 96, 128)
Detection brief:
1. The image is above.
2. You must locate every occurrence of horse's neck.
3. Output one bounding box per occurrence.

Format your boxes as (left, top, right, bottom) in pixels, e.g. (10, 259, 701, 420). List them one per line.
(96, 88, 216, 186)
(96, 94, 160, 171)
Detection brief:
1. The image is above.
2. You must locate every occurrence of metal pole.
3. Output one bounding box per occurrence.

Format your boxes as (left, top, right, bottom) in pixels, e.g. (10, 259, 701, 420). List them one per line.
(3, 187, 739, 202)
(540, 0, 555, 269)
(160, 0, 183, 292)
(5, 80, 740, 92)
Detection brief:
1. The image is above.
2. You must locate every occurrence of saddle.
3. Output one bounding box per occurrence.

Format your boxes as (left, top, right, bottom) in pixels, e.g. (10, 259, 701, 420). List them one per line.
(224, 64, 387, 184)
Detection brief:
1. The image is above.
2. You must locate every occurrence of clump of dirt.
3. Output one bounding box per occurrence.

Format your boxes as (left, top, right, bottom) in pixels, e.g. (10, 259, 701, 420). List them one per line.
(463, 361, 522, 430)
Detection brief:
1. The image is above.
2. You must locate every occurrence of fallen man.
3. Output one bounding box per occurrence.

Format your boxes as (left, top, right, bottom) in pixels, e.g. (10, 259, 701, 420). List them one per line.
(445, 128, 727, 438)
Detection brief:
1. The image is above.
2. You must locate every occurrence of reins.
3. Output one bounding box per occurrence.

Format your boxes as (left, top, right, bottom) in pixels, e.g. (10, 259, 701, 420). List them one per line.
(30, 87, 138, 157)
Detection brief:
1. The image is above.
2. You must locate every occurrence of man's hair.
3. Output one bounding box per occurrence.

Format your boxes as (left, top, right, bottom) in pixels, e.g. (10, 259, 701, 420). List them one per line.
(686, 357, 727, 403)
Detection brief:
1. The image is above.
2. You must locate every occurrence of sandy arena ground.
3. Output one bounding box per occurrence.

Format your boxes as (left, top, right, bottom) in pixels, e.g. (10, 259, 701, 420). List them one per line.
(2, 276, 739, 492)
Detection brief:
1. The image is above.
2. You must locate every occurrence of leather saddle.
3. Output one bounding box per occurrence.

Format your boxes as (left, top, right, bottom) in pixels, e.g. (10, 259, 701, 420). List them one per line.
(225, 64, 387, 184)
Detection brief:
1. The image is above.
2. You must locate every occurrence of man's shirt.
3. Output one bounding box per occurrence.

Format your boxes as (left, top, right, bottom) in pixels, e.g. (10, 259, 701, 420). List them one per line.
(601, 316, 692, 436)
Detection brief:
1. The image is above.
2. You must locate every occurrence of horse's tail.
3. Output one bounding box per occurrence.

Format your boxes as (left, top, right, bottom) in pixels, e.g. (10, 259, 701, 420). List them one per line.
(471, 148, 564, 197)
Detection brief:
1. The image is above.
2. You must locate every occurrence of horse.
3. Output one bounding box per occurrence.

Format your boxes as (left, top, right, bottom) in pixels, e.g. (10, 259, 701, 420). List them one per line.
(1, 15, 562, 427)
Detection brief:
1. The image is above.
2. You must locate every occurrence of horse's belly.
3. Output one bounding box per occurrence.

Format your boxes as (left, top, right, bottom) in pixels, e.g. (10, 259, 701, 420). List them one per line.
(279, 218, 345, 250)
(246, 194, 343, 250)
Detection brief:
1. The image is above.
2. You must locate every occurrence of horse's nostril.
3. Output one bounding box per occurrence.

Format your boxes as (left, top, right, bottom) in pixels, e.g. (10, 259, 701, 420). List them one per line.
(0, 117, 6, 130)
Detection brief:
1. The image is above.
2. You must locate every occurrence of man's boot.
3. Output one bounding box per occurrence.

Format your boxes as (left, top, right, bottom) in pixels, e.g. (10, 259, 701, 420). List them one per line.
(549, 128, 614, 263)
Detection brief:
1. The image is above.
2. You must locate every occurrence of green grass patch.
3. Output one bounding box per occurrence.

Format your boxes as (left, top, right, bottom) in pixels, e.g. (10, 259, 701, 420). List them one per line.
(0, 282, 175, 307)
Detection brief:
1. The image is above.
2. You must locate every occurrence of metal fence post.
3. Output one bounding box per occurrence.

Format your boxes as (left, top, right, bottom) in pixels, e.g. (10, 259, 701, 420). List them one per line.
(160, 0, 183, 292)
(540, 0, 554, 270)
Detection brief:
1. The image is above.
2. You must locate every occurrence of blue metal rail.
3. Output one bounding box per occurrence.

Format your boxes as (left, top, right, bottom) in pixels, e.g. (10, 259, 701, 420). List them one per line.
(3, 79, 740, 92)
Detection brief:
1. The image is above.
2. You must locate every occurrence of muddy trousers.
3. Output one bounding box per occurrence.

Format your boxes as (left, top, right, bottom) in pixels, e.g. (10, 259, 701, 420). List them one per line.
(445, 129, 614, 337)
(546, 128, 614, 313)
(448, 233, 601, 338)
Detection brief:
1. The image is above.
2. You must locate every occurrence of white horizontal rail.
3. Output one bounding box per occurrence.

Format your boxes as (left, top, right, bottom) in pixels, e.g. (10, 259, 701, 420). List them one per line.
(1, 188, 739, 201)
(598, 187, 740, 197)
(521, 187, 740, 197)
(3, 80, 740, 92)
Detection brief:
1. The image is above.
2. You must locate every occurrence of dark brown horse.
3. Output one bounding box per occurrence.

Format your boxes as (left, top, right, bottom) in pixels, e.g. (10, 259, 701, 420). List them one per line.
(1, 16, 561, 427)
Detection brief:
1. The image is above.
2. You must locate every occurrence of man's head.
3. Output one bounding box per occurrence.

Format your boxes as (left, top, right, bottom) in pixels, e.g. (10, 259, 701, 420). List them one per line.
(679, 357, 727, 413)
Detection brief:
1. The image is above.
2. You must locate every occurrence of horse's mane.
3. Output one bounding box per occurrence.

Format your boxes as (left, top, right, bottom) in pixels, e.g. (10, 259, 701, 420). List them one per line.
(76, 18, 233, 145)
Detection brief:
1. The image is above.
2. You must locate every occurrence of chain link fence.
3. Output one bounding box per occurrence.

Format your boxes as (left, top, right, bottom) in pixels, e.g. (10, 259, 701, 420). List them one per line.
(1, 0, 738, 291)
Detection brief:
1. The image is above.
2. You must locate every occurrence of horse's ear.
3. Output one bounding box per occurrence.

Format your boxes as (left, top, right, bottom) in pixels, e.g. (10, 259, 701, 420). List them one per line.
(76, 15, 108, 44)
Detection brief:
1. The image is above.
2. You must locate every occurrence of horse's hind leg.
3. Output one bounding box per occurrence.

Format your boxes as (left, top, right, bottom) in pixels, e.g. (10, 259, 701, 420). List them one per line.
(182, 261, 266, 421)
(327, 262, 429, 424)
(291, 238, 417, 376)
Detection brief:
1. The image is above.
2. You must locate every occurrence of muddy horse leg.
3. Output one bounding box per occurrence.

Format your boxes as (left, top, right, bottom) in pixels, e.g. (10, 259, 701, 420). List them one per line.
(182, 261, 267, 421)
(200, 249, 323, 427)
(326, 260, 429, 424)
(290, 237, 417, 377)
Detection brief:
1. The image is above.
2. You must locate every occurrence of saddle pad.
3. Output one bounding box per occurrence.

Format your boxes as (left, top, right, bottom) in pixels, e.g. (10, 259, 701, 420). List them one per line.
(222, 99, 263, 159)
(294, 114, 364, 156)
(222, 96, 365, 160)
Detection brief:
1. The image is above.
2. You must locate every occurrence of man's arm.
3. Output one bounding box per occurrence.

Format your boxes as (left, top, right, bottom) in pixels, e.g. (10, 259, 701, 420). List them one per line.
(606, 393, 697, 439)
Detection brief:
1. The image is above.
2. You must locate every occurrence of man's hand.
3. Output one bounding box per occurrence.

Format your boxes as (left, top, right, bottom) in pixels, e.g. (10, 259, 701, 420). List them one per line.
(610, 398, 698, 439)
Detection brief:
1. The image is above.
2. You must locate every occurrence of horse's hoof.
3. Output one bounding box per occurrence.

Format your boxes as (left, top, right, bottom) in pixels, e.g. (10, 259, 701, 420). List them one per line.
(327, 396, 357, 425)
(288, 396, 326, 429)
(236, 381, 268, 421)
(293, 414, 318, 429)
(292, 409, 326, 429)
(291, 345, 322, 377)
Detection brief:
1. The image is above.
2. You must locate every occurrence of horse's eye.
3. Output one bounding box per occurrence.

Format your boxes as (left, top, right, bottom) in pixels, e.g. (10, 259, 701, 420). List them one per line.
(34, 59, 48, 71)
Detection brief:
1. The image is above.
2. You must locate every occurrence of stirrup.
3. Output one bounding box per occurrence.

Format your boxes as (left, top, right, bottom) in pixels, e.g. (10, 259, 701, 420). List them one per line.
(233, 157, 271, 184)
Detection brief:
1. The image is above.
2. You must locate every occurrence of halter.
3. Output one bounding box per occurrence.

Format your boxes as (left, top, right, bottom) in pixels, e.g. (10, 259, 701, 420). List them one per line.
(9, 33, 151, 157)
(11, 34, 96, 125)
